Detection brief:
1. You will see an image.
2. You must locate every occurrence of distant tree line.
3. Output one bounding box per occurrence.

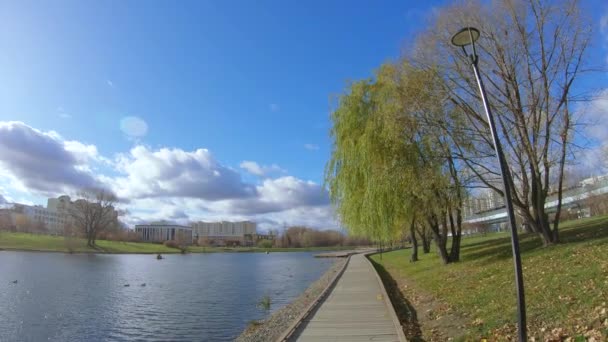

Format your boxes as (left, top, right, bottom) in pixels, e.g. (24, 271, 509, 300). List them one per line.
(273, 226, 372, 248)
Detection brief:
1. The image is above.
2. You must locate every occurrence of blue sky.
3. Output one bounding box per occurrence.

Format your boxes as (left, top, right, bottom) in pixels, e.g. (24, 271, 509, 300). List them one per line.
(0, 0, 432, 180)
(1, 0, 607, 230)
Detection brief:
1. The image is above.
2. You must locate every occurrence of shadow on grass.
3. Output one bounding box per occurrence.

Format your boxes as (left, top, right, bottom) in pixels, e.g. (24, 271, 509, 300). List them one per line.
(459, 217, 608, 264)
(369, 258, 424, 341)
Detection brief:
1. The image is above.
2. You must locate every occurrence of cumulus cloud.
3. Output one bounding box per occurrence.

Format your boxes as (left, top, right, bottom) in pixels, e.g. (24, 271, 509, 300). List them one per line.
(111, 146, 256, 201)
(575, 89, 608, 174)
(0, 121, 335, 229)
(239, 160, 286, 177)
(211, 176, 329, 215)
(259, 205, 337, 230)
(0, 121, 101, 194)
(304, 143, 319, 151)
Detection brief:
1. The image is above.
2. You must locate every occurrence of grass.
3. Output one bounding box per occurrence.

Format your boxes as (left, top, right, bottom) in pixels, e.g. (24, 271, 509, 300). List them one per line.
(257, 295, 272, 311)
(0, 232, 361, 254)
(0, 232, 181, 254)
(370, 215, 608, 340)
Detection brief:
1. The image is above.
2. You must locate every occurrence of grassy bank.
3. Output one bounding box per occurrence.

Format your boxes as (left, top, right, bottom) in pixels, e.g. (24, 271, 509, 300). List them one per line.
(370, 216, 608, 341)
(0, 232, 359, 254)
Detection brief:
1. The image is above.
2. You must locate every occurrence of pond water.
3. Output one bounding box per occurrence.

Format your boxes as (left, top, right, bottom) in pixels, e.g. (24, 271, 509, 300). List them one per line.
(0, 251, 334, 342)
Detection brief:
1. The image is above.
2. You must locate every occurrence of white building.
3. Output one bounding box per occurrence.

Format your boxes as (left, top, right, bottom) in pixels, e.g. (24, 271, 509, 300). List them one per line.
(135, 224, 193, 244)
(7, 195, 74, 234)
(463, 190, 505, 219)
(20, 205, 71, 234)
(191, 221, 257, 246)
(6, 195, 118, 235)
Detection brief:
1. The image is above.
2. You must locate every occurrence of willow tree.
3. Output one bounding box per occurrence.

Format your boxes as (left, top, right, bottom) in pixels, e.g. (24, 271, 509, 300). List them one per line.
(325, 66, 419, 252)
(326, 62, 467, 264)
(413, 0, 592, 246)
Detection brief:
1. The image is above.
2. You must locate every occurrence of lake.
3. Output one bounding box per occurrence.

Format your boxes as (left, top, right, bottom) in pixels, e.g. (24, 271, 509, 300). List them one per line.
(0, 251, 335, 342)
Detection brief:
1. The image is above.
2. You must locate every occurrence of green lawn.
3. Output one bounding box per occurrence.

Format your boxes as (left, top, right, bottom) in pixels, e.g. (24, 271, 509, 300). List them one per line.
(0, 232, 181, 254)
(0, 232, 360, 254)
(370, 216, 608, 341)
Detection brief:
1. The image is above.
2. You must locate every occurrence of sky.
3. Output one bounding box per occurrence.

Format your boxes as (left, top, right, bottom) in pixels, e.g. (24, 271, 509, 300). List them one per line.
(0, 0, 607, 231)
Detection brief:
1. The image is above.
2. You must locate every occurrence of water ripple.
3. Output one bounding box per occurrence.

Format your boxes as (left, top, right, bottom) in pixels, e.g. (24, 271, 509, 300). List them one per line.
(0, 251, 333, 342)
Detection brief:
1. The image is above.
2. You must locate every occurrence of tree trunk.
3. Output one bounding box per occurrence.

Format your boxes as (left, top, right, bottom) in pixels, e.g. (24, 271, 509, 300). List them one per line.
(417, 226, 431, 253)
(410, 219, 418, 262)
(448, 210, 462, 263)
(552, 111, 570, 244)
(428, 215, 450, 264)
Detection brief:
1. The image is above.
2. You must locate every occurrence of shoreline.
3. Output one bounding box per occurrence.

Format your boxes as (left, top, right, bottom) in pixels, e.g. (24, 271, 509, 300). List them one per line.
(0, 232, 363, 255)
(235, 257, 349, 342)
(0, 246, 360, 255)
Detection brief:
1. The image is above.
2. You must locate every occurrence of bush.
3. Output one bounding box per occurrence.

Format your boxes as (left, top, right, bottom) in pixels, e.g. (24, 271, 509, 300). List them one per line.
(257, 240, 273, 248)
(163, 240, 180, 249)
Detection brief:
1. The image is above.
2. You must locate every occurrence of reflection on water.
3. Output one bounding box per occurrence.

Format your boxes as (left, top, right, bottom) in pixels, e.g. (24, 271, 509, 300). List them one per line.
(0, 251, 334, 342)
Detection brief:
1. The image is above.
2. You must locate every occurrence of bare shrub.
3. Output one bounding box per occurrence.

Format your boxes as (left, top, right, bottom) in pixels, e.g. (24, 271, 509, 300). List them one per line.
(163, 240, 179, 249)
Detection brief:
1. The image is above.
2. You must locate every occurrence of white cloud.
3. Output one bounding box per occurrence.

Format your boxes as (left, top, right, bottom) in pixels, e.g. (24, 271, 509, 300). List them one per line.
(120, 116, 148, 138)
(239, 160, 286, 177)
(0, 121, 102, 194)
(575, 89, 608, 174)
(210, 176, 329, 215)
(270, 103, 280, 112)
(57, 106, 71, 119)
(304, 143, 319, 151)
(259, 205, 338, 230)
(0, 121, 336, 230)
(111, 145, 255, 201)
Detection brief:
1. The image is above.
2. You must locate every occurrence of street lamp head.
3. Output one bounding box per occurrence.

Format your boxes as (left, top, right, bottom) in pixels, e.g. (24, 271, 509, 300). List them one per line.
(451, 27, 480, 47)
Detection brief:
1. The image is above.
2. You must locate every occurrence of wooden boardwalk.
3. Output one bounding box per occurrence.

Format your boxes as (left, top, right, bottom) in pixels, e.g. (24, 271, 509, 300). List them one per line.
(289, 253, 406, 342)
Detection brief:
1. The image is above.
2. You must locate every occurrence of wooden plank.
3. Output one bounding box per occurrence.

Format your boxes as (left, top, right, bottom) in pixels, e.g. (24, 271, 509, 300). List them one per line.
(289, 253, 406, 342)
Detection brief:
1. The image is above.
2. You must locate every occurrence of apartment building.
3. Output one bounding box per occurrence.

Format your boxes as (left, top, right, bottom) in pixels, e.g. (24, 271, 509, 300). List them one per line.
(3, 195, 117, 235)
(135, 224, 193, 244)
(191, 221, 258, 246)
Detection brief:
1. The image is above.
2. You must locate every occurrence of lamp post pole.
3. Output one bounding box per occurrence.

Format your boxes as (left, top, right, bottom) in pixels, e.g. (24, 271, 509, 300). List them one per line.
(452, 27, 527, 341)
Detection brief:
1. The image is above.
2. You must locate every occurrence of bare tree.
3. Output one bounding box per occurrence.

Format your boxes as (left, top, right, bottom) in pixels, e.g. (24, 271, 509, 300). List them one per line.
(14, 214, 31, 232)
(413, 0, 592, 246)
(0, 210, 14, 232)
(69, 189, 118, 247)
(33, 220, 47, 234)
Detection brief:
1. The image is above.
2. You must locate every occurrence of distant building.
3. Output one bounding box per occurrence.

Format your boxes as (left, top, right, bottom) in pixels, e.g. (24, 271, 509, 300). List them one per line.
(4, 195, 75, 234)
(1, 195, 118, 235)
(191, 221, 260, 246)
(463, 190, 505, 219)
(135, 224, 193, 244)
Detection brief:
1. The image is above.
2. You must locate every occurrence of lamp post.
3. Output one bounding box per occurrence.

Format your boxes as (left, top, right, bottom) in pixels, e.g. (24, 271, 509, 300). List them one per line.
(451, 27, 527, 341)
